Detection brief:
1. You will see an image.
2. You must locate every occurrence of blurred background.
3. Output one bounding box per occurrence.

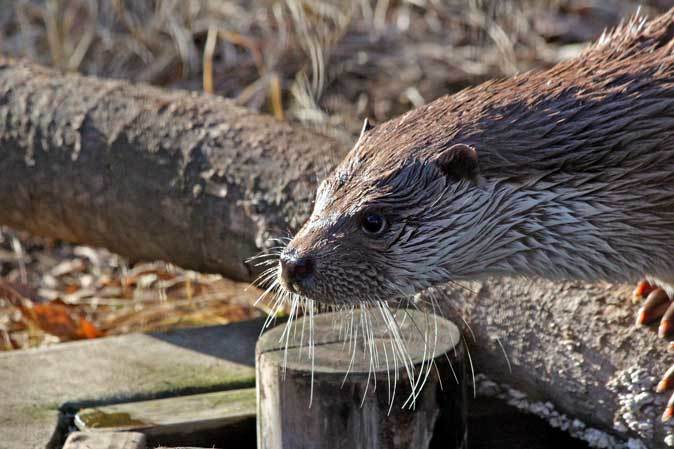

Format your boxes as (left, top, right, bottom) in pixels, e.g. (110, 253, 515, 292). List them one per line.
(0, 0, 670, 351)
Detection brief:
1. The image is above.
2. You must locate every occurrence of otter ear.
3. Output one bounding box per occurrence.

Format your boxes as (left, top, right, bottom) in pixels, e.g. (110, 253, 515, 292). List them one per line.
(432, 143, 479, 182)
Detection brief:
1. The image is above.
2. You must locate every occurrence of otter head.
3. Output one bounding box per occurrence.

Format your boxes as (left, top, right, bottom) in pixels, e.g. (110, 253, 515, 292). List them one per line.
(278, 117, 486, 305)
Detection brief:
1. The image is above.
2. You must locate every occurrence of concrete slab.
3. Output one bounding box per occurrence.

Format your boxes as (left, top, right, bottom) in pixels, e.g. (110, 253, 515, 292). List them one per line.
(0, 318, 263, 449)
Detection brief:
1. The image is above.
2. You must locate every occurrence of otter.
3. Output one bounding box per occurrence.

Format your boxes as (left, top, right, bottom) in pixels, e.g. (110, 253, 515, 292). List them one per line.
(277, 9, 674, 421)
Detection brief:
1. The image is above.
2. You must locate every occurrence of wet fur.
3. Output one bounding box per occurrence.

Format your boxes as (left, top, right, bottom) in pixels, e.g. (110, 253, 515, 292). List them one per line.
(285, 9, 674, 303)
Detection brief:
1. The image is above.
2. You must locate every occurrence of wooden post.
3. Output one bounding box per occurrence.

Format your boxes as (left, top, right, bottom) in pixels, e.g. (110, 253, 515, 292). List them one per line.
(256, 309, 466, 449)
(63, 432, 146, 449)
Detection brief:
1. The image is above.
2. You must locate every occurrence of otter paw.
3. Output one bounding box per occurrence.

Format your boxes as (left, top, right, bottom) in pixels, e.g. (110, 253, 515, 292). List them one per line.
(657, 364, 674, 421)
(634, 281, 674, 339)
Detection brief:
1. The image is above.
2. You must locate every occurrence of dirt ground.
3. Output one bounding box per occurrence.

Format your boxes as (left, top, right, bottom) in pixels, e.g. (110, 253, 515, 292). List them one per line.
(0, 0, 670, 350)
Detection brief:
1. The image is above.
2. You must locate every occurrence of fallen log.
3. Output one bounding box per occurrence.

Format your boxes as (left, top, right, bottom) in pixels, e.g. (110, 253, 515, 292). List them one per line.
(0, 57, 345, 281)
(437, 279, 673, 448)
(0, 58, 671, 447)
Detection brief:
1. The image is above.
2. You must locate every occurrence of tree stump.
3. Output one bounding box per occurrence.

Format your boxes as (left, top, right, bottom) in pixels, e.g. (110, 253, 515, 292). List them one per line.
(63, 432, 146, 449)
(256, 309, 466, 449)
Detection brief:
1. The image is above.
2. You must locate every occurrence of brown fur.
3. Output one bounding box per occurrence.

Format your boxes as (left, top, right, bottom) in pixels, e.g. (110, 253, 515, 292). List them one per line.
(281, 8, 674, 304)
(354, 11, 674, 181)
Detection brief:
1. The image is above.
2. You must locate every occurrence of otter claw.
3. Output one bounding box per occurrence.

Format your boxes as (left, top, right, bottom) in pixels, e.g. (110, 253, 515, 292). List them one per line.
(657, 366, 674, 422)
(634, 280, 656, 304)
(636, 288, 670, 326)
(633, 282, 674, 421)
(664, 392, 674, 422)
(657, 365, 674, 393)
(661, 303, 674, 338)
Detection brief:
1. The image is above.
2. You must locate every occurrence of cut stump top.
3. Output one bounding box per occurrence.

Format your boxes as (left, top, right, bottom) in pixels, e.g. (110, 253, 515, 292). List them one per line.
(256, 309, 460, 373)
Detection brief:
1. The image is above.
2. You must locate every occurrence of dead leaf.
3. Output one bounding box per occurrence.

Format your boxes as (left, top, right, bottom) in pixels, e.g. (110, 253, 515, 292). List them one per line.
(29, 302, 104, 340)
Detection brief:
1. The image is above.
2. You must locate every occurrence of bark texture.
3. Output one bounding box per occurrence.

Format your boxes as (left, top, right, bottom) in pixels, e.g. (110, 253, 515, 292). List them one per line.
(437, 279, 673, 448)
(0, 58, 671, 447)
(0, 57, 344, 281)
(256, 310, 466, 449)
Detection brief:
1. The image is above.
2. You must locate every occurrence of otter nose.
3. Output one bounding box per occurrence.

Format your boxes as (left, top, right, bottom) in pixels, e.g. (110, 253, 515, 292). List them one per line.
(280, 255, 314, 289)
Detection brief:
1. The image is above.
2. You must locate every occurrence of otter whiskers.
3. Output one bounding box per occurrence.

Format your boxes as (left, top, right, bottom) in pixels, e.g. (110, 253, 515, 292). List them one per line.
(248, 242, 466, 411)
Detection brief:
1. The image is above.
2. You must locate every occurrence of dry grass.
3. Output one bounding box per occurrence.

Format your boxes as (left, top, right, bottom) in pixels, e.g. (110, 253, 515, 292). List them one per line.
(1, 0, 663, 138)
(0, 0, 668, 350)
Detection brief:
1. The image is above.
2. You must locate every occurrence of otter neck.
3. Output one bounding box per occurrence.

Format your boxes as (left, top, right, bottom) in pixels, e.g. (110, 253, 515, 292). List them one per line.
(442, 178, 674, 285)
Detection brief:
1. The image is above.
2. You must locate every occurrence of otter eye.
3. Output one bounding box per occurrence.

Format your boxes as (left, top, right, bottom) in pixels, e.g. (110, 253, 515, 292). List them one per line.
(360, 212, 387, 235)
